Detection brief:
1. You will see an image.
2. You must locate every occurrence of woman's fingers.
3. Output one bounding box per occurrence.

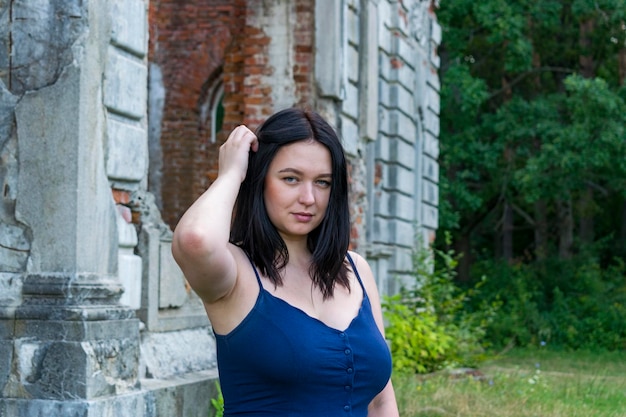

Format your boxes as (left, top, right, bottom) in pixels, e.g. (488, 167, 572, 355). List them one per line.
(219, 125, 258, 182)
(223, 125, 257, 151)
(249, 133, 259, 152)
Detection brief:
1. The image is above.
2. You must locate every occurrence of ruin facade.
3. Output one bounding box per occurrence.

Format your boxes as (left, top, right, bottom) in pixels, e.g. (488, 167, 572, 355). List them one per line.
(0, 1, 440, 415)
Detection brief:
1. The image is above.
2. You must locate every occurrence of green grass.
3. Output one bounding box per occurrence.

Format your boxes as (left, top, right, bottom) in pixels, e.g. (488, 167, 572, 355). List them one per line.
(394, 348, 626, 417)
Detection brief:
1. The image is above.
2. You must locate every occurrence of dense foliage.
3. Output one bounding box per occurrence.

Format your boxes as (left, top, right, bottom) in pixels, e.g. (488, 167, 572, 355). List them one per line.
(436, 0, 626, 350)
(471, 254, 626, 350)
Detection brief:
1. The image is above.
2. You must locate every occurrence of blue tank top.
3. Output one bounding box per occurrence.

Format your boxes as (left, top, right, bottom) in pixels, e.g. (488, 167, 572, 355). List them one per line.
(214, 254, 392, 417)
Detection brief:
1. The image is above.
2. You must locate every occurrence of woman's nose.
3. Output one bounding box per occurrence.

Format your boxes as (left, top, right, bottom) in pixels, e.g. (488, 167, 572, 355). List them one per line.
(298, 183, 315, 205)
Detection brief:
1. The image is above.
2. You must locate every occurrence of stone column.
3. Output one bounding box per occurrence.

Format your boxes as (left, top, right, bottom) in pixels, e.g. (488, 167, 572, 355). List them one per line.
(0, 1, 144, 415)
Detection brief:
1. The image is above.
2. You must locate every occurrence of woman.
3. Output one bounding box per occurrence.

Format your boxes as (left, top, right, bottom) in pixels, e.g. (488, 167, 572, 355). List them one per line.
(172, 108, 399, 416)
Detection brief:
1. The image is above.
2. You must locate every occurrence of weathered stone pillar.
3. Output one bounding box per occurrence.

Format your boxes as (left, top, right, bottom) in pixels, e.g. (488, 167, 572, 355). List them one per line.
(0, 1, 144, 415)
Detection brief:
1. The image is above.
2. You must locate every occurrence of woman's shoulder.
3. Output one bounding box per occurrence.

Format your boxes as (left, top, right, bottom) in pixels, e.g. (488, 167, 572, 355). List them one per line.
(347, 250, 376, 286)
(347, 250, 369, 269)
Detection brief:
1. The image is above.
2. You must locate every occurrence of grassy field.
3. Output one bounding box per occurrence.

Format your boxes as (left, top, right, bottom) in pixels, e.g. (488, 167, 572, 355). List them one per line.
(394, 348, 626, 417)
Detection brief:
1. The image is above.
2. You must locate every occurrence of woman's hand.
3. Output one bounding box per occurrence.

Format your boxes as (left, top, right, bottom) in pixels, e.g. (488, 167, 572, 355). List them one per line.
(218, 125, 259, 183)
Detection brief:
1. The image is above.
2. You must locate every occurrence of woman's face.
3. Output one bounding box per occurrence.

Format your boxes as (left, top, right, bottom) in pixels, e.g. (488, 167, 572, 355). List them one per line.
(264, 140, 332, 242)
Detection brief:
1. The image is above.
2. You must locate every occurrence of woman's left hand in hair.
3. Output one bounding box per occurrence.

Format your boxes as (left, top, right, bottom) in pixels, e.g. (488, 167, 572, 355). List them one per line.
(218, 125, 259, 184)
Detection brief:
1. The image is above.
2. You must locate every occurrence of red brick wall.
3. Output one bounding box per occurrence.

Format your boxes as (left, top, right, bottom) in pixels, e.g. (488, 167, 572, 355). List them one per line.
(149, 0, 316, 230)
(149, 0, 245, 228)
(292, 0, 315, 108)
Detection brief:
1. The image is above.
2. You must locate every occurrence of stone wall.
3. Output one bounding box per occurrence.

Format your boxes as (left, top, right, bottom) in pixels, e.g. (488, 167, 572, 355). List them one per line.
(366, 0, 441, 291)
(0, 1, 146, 415)
(0, 1, 217, 416)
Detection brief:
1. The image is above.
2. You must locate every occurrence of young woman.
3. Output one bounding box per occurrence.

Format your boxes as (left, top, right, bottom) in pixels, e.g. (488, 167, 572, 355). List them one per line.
(172, 108, 399, 417)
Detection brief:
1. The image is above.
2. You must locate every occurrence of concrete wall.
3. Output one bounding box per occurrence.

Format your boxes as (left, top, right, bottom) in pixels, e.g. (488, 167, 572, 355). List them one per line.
(0, 0, 439, 415)
(0, 1, 217, 416)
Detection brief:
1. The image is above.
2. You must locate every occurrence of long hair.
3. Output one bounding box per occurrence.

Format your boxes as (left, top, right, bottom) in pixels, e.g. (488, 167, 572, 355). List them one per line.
(230, 108, 351, 298)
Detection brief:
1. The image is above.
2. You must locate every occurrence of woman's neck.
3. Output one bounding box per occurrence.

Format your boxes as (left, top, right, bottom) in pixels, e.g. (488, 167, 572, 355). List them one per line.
(281, 238, 313, 271)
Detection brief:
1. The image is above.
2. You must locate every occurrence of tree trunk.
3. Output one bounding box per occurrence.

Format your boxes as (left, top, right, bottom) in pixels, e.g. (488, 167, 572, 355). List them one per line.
(578, 186, 595, 245)
(579, 19, 595, 78)
(575, 18, 596, 248)
(618, 31, 625, 85)
(502, 202, 514, 262)
(557, 197, 574, 259)
(534, 199, 548, 260)
(619, 199, 626, 257)
(530, 35, 548, 260)
(453, 232, 472, 282)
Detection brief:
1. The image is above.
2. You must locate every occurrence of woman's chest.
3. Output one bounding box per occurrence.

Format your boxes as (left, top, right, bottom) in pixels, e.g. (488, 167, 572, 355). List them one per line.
(264, 276, 362, 331)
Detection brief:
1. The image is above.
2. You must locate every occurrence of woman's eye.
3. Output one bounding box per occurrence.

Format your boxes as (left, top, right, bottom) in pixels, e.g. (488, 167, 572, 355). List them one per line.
(283, 177, 298, 183)
(316, 179, 331, 187)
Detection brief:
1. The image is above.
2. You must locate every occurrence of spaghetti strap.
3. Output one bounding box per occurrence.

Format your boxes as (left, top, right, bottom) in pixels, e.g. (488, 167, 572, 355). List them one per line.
(243, 252, 263, 290)
(346, 252, 367, 297)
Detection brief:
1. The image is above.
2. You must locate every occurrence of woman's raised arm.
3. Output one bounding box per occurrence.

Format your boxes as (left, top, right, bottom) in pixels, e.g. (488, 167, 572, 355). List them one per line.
(171, 125, 258, 303)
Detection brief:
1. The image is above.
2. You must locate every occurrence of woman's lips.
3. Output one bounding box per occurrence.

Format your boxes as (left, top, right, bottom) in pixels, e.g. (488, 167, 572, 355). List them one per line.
(293, 212, 313, 222)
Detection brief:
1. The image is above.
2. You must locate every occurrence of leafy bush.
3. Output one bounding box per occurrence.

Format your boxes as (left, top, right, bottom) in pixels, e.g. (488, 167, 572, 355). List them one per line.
(468, 254, 626, 351)
(383, 237, 496, 374)
(210, 381, 224, 417)
(384, 299, 456, 374)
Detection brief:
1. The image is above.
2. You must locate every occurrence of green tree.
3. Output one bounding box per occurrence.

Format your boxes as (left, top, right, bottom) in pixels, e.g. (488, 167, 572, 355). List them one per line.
(438, 0, 626, 274)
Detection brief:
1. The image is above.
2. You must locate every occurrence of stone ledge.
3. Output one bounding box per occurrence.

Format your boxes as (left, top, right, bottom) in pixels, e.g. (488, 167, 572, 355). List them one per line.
(21, 273, 123, 302)
(141, 369, 220, 417)
(0, 390, 146, 417)
(0, 370, 221, 417)
(140, 327, 216, 380)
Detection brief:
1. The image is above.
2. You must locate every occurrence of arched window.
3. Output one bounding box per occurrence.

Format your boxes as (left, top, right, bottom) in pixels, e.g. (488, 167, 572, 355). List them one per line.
(210, 83, 224, 143)
(199, 68, 224, 143)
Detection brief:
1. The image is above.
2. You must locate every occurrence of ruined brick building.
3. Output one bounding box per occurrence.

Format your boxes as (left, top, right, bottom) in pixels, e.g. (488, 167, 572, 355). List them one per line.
(0, 0, 440, 415)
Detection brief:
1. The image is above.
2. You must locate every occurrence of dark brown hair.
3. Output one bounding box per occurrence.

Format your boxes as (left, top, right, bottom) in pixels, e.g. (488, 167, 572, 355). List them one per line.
(230, 108, 351, 298)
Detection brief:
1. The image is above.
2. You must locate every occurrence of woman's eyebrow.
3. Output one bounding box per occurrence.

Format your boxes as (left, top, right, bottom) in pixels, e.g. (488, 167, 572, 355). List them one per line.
(277, 168, 302, 174)
(277, 168, 332, 177)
